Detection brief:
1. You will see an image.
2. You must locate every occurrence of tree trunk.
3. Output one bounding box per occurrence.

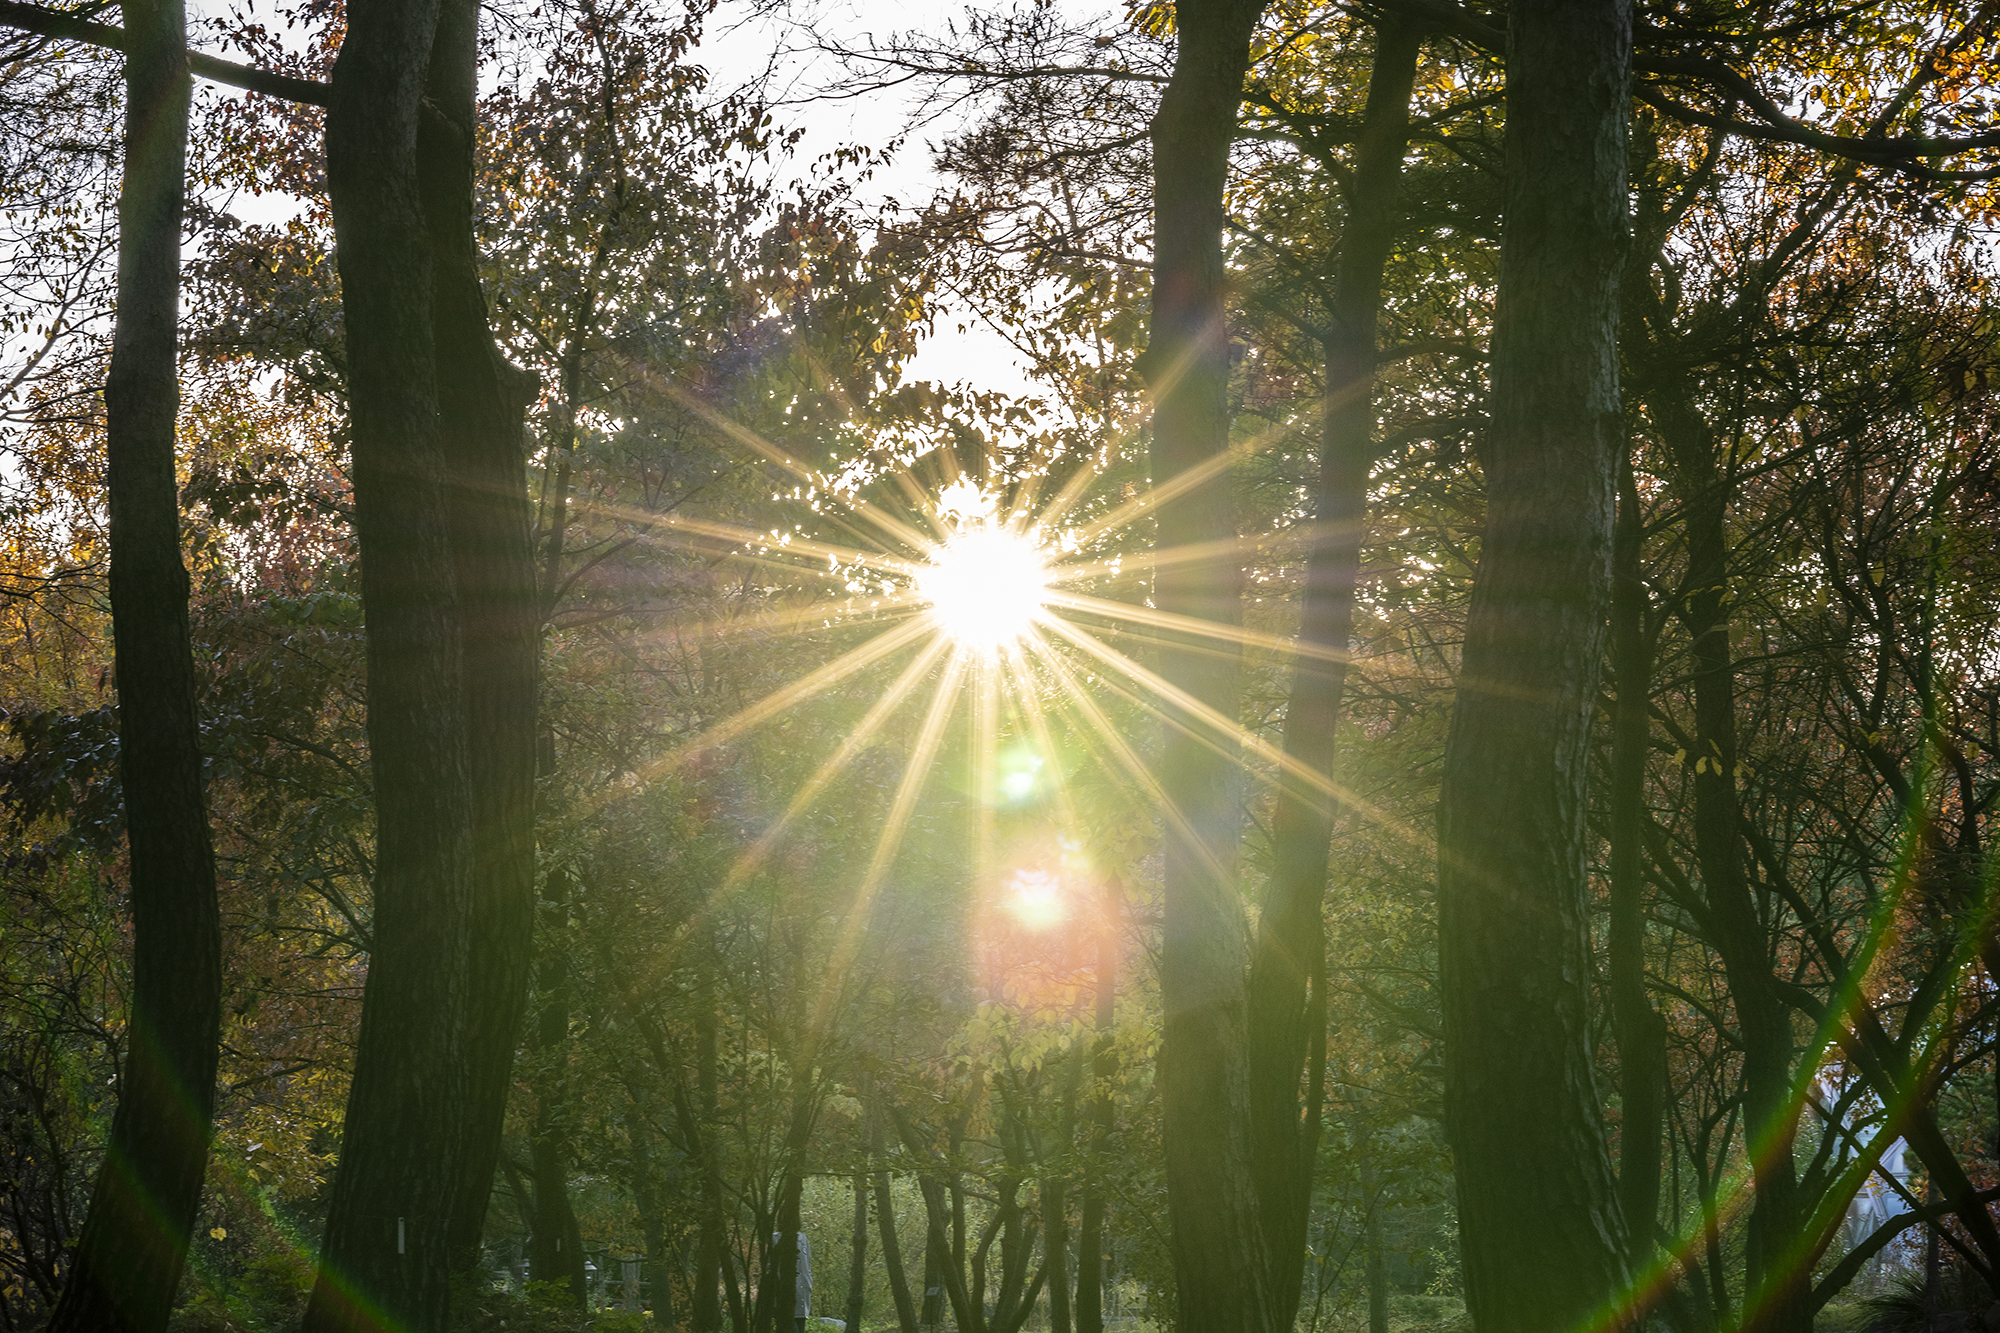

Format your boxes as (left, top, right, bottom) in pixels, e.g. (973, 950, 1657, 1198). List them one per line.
(45, 2, 223, 1328)
(1659, 396, 1807, 1333)
(1608, 455, 1667, 1261)
(1434, 0, 1634, 1328)
(631, 1141, 672, 1326)
(1365, 1181, 1388, 1333)
(694, 971, 728, 1333)
(1244, 22, 1421, 1326)
(302, 0, 483, 1328)
(1044, 1178, 1071, 1333)
(419, 0, 541, 1283)
(872, 1102, 919, 1333)
(529, 876, 585, 1305)
(1143, 3, 1270, 1330)
(845, 1170, 869, 1333)
(1074, 880, 1118, 1333)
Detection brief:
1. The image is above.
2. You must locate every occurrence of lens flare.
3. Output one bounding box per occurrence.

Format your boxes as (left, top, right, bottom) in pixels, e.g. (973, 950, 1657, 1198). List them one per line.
(1005, 868, 1065, 931)
(919, 527, 1050, 653)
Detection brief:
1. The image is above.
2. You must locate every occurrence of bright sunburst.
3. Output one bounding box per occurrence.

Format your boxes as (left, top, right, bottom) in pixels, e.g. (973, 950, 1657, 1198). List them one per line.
(917, 525, 1050, 653)
(602, 382, 1408, 1028)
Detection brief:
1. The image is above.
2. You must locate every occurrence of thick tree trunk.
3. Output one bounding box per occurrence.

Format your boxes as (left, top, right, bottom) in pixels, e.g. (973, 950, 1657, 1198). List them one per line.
(872, 1152, 919, 1331)
(757, 1081, 817, 1333)
(1244, 22, 1421, 1325)
(1142, 3, 1270, 1329)
(421, 0, 541, 1284)
(1044, 1179, 1071, 1333)
(628, 1130, 672, 1325)
(1608, 456, 1667, 1260)
(1434, 0, 1635, 1329)
(45, 3, 222, 1329)
(301, 1, 486, 1329)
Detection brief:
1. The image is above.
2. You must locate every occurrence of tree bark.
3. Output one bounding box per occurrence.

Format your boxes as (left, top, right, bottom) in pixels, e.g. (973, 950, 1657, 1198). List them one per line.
(529, 875, 585, 1305)
(1434, 0, 1635, 1328)
(1657, 392, 1808, 1333)
(869, 1082, 919, 1333)
(45, 2, 223, 1329)
(1142, 3, 1270, 1329)
(1608, 455, 1667, 1261)
(1244, 21, 1421, 1326)
(421, 0, 542, 1285)
(1044, 1177, 1071, 1333)
(1073, 880, 1118, 1333)
(845, 1169, 868, 1333)
(693, 978, 729, 1333)
(300, 3, 491, 1326)
(1365, 1182, 1388, 1333)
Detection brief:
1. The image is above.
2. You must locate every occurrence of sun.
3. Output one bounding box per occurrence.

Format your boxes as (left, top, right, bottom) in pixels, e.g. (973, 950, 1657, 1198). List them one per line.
(918, 525, 1050, 653)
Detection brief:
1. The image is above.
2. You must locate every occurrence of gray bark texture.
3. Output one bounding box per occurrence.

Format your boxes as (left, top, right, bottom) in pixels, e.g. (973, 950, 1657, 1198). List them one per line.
(1434, 0, 1636, 1328)
(45, 1, 224, 1328)
(1142, 2, 1269, 1329)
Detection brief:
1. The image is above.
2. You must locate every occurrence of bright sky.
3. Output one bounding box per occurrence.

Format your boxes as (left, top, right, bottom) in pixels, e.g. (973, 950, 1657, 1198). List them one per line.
(697, 0, 1057, 399)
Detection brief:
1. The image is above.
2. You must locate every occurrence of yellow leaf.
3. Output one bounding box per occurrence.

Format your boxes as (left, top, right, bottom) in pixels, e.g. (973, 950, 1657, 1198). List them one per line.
(209, 1227, 227, 1241)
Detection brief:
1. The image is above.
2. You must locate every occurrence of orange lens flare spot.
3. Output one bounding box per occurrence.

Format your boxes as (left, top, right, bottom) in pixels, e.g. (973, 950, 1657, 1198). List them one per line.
(919, 527, 1049, 652)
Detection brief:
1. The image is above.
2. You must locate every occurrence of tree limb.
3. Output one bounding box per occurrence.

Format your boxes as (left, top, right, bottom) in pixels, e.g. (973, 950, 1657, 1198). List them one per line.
(0, 0, 329, 105)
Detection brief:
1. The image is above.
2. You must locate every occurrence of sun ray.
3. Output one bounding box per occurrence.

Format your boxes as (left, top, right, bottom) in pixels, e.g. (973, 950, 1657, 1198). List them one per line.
(716, 634, 956, 894)
(1019, 625, 1234, 890)
(1021, 441, 1113, 535)
(892, 466, 954, 542)
(645, 372, 938, 553)
(626, 614, 935, 792)
(809, 649, 972, 1035)
(1046, 528, 1322, 585)
(999, 641, 1086, 836)
(622, 599, 926, 664)
(974, 654, 1000, 883)
(646, 509, 920, 581)
(1033, 613, 1383, 824)
(1044, 588, 1352, 665)
(1061, 416, 1298, 548)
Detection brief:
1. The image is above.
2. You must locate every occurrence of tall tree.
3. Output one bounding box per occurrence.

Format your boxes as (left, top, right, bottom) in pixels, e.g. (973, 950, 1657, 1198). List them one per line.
(1433, 0, 1636, 1329)
(429, 0, 542, 1285)
(1244, 19, 1422, 1327)
(1142, 2, 1270, 1330)
(301, 0, 537, 1326)
(43, 0, 223, 1328)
